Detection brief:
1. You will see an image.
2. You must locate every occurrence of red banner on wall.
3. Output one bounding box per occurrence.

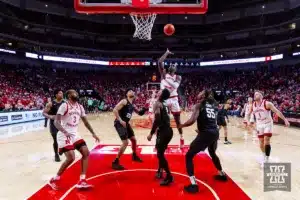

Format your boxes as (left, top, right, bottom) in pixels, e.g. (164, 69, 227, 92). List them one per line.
(109, 61, 146, 66)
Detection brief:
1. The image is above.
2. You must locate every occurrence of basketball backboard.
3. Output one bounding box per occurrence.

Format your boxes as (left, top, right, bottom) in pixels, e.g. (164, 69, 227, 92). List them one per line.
(74, 0, 208, 14)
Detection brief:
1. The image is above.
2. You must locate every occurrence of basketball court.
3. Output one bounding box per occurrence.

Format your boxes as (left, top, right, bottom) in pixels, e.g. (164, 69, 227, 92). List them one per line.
(1, 113, 299, 200)
(0, 1, 299, 200)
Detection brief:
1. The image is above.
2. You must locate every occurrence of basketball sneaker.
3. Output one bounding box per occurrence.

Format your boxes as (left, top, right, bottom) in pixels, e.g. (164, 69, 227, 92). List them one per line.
(48, 177, 59, 190)
(224, 140, 232, 144)
(76, 179, 93, 189)
(132, 153, 143, 162)
(184, 184, 199, 193)
(214, 174, 228, 182)
(160, 175, 173, 186)
(155, 169, 163, 179)
(260, 156, 269, 169)
(112, 160, 125, 170)
(55, 154, 61, 162)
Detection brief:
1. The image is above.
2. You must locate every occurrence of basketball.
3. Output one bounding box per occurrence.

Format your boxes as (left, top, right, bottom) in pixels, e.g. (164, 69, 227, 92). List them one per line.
(164, 24, 175, 36)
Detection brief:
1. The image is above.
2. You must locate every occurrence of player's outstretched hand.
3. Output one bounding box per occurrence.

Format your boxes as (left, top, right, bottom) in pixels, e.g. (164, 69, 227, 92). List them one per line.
(166, 48, 174, 55)
(147, 134, 152, 141)
(92, 134, 100, 143)
(284, 119, 290, 127)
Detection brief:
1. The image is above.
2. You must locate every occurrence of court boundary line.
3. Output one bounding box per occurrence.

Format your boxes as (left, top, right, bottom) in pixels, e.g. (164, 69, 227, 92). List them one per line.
(58, 169, 220, 200)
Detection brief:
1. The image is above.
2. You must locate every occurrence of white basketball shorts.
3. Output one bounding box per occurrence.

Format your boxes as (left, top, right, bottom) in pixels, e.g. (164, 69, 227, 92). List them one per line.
(256, 122, 273, 138)
(166, 97, 181, 114)
(57, 131, 86, 154)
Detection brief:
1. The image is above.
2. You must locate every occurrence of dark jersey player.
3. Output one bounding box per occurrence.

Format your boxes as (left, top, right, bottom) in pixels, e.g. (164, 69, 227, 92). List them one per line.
(217, 99, 232, 144)
(179, 89, 228, 194)
(112, 89, 147, 170)
(147, 89, 173, 186)
(43, 89, 64, 162)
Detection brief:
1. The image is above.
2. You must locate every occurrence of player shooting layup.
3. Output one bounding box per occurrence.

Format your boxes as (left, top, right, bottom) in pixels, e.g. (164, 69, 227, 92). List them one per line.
(158, 49, 184, 147)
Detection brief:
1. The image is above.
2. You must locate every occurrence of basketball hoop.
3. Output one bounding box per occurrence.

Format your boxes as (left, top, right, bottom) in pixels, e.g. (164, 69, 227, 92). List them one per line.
(121, 0, 162, 40)
(74, 0, 208, 40)
(130, 13, 156, 40)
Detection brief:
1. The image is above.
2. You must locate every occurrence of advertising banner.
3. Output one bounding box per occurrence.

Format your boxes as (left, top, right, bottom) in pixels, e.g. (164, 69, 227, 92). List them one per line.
(0, 110, 44, 126)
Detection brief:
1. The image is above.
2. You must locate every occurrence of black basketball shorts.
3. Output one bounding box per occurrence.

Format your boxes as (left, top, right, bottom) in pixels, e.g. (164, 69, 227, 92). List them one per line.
(217, 117, 227, 127)
(189, 130, 219, 153)
(155, 127, 173, 150)
(114, 120, 135, 140)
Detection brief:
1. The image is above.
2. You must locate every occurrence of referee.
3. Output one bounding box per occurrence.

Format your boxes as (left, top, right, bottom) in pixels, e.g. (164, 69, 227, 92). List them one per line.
(179, 89, 227, 193)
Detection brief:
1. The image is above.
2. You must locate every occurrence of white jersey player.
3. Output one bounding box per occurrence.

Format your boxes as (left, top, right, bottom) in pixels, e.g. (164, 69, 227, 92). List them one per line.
(250, 91, 289, 166)
(158, 49, 184, 147)
(160, 73, 182, 114)
(241, 97, 253, 126)
(48, 89, 100, 190)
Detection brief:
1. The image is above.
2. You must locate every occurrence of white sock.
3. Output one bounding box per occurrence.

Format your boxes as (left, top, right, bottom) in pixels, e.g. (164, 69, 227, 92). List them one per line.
(54, 175, 60, 180)
(189, 176, 196, 185)
(80, 174, 86, 180)
(265, 156, 269, 162)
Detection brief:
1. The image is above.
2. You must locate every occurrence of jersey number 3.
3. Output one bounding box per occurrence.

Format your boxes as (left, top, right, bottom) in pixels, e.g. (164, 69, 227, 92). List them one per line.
(206, 108, 216, 119)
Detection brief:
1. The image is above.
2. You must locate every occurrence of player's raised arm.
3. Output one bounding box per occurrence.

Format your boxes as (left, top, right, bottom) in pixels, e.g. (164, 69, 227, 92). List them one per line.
(266, 101, 290, 127)
(158, 49, 173, 79)
(43, 102, 55, 120)
(113, 99, 127, 127)
(180, 103, 201, 128)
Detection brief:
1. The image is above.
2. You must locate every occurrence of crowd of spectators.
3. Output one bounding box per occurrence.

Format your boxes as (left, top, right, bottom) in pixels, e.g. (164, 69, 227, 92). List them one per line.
(0, 62, 299, 114)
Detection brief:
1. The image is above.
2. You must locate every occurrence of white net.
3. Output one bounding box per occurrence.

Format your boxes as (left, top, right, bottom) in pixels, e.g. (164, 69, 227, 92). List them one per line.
(130, 13, 157, 40)
(121, 0, 161, 40)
